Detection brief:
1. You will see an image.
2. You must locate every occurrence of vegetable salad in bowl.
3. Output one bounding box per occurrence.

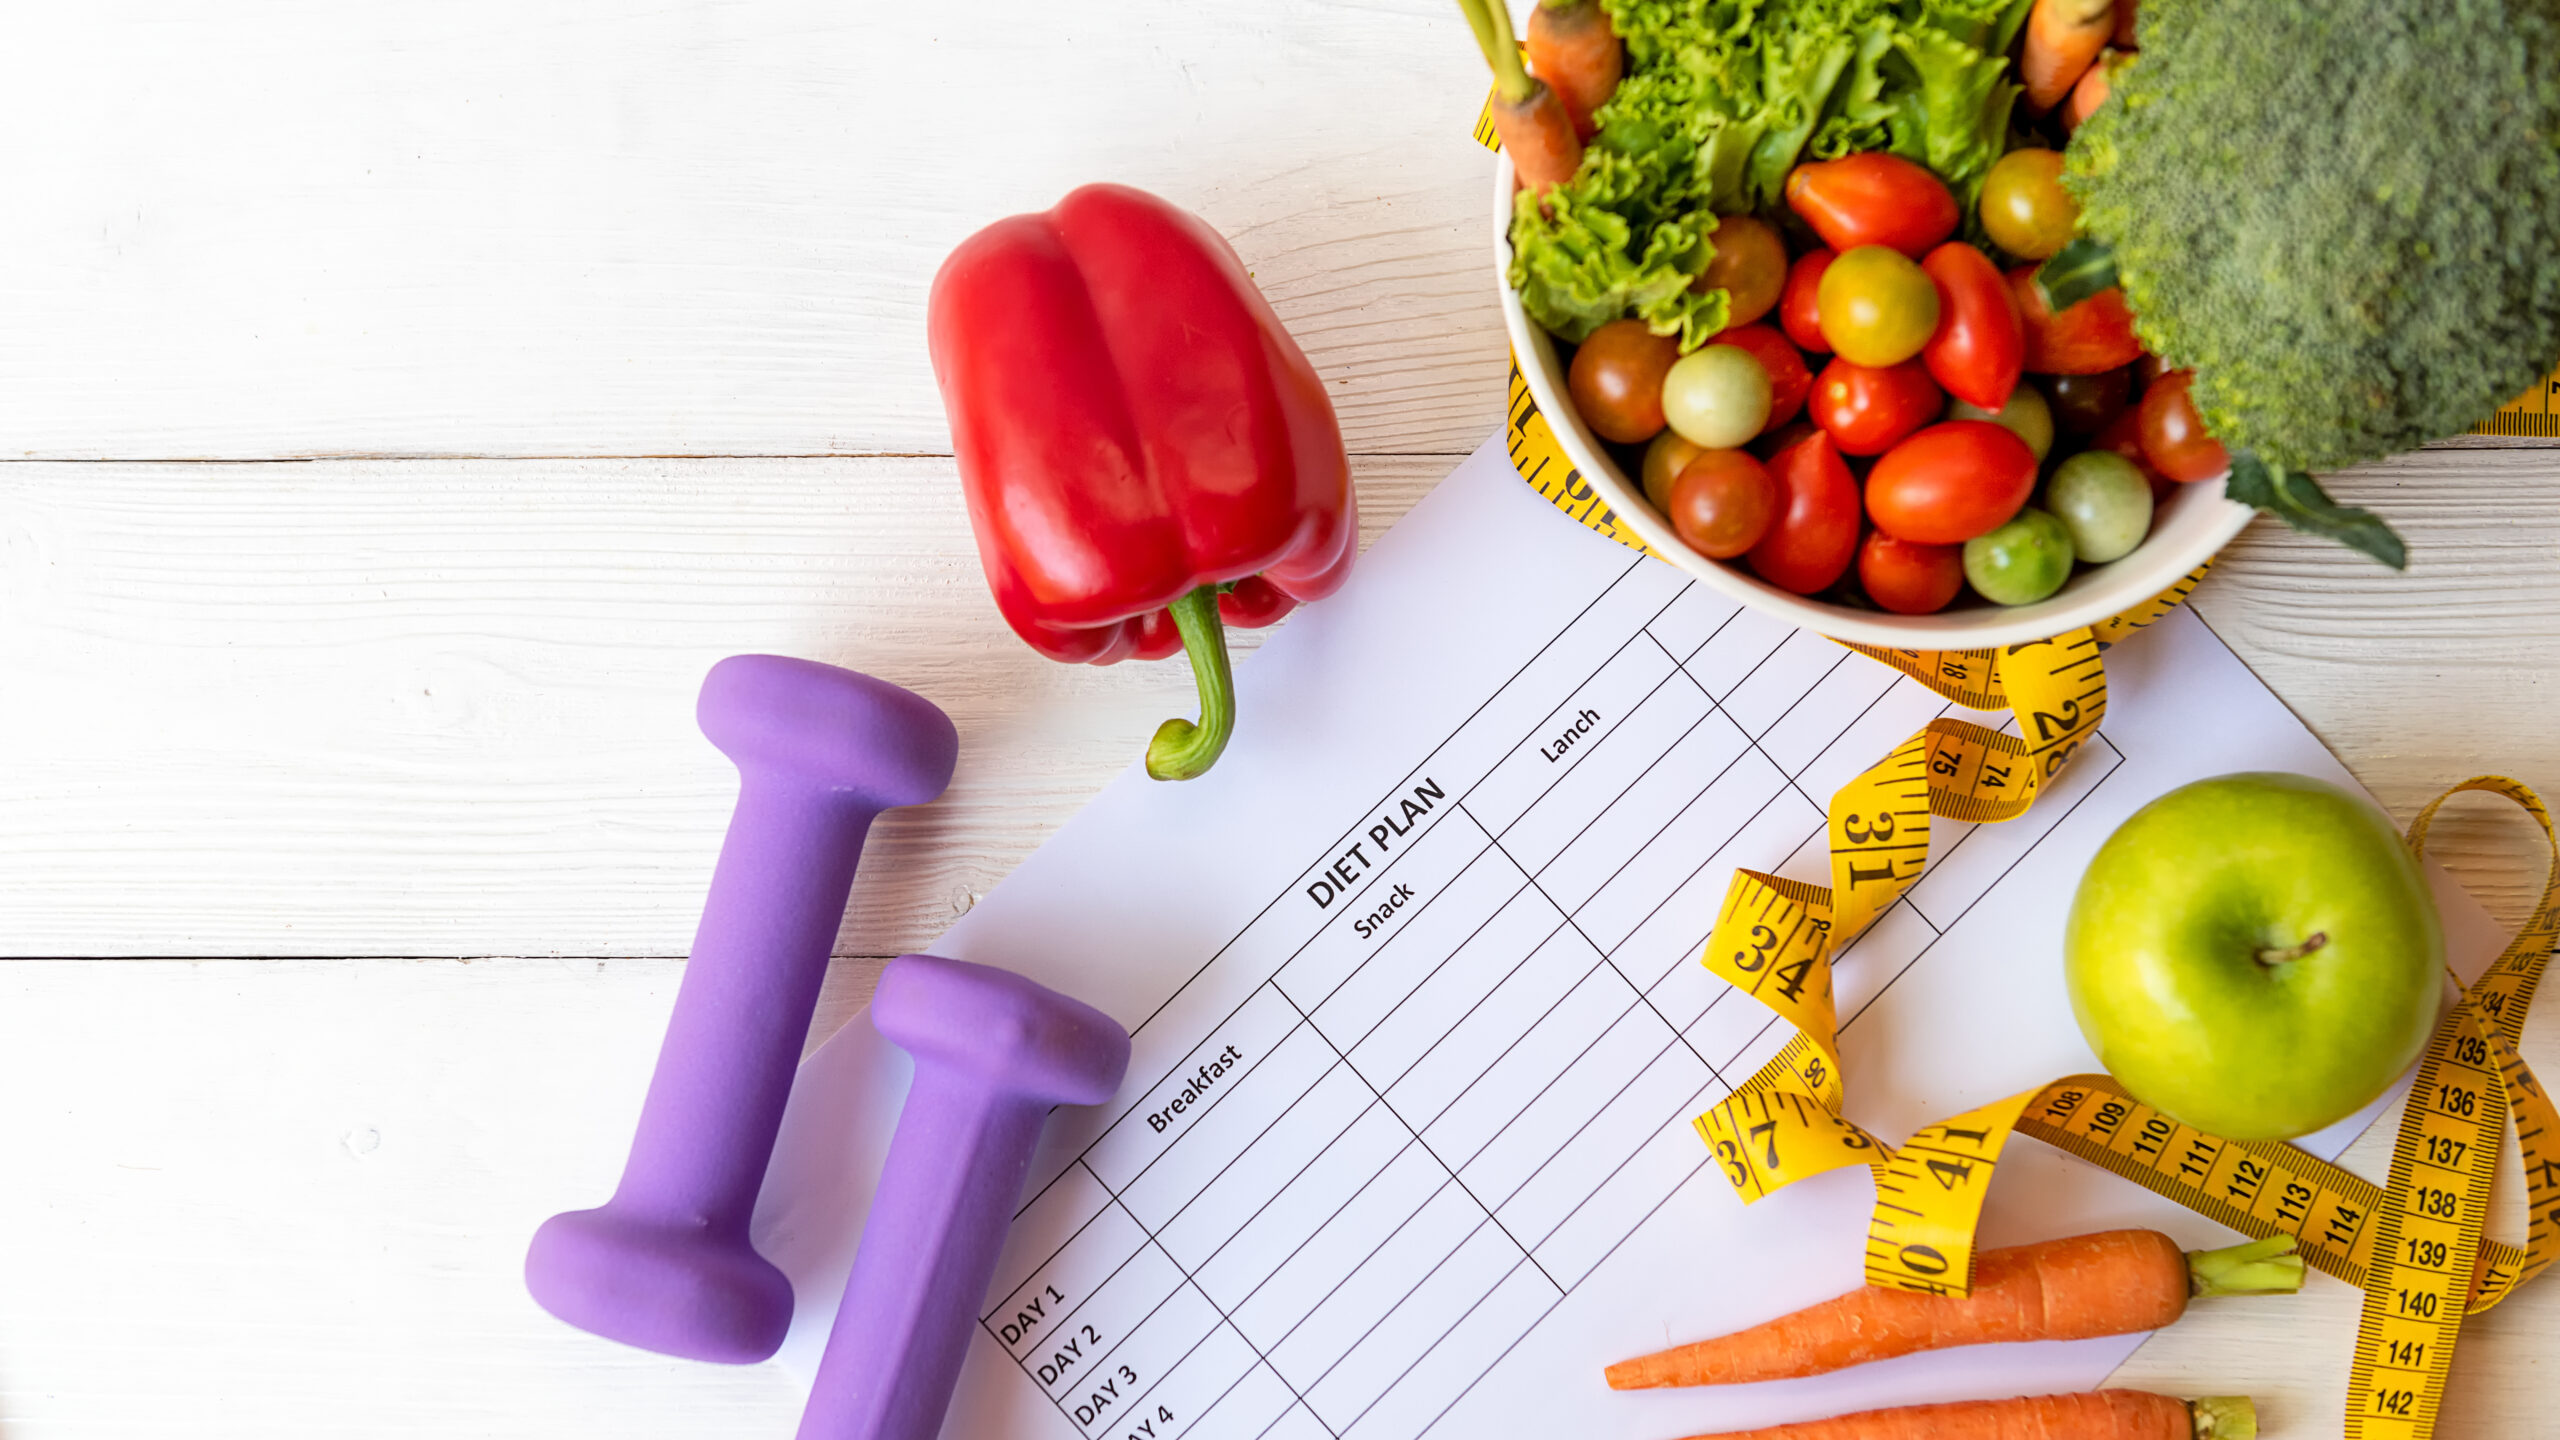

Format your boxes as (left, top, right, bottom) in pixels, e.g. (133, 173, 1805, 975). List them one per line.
(1470, 0, 2255, 642)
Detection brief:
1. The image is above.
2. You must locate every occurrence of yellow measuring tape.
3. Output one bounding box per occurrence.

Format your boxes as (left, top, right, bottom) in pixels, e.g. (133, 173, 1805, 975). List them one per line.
(1497, 362, 2558, 1438)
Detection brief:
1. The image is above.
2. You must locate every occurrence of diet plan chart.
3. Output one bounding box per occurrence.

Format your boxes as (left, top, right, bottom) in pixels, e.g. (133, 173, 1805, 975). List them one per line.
(754, 440, 2476, 1440)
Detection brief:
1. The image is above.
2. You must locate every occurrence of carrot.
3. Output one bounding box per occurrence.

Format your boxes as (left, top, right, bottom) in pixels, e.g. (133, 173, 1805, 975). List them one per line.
(1607, 1230, 2301, 1389)
(1525, 0, 1623, 140)
(1455, 0, 1581, 191)
(2021, 0, 2115, 115)
(1674, 1390, 2258, 1440)
(2063, 49, 2128, 130)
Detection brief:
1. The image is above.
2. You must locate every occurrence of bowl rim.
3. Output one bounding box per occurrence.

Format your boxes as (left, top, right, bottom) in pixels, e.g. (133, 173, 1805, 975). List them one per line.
(1489, 157, 2254, 649)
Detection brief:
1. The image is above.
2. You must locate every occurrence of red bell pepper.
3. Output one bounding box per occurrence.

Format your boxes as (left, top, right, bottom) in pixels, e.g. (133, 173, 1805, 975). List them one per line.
(928, 184, 1356, 780)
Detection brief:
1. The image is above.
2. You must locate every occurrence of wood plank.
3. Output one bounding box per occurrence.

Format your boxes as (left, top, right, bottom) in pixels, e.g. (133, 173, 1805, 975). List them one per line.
(0, 952, 2550, 1438)
(0, 455, 1444, 957)
(0, 1, 1505, 460)
(9, 447, 2557, 956)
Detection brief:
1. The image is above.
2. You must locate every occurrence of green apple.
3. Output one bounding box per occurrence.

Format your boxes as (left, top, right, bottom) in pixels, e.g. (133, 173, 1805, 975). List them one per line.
(2066, 772, 2443, 1141)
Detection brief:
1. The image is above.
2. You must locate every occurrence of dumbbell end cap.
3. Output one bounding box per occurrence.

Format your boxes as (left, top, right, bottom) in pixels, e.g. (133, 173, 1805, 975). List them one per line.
(874, 953, 1132, 1107)
(525, 1205, 794, 1363)
(699, 655, 960, 810)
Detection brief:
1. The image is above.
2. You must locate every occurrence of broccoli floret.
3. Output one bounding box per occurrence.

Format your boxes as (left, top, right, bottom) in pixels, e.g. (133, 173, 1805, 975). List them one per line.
(2067, 0, 2560, 477)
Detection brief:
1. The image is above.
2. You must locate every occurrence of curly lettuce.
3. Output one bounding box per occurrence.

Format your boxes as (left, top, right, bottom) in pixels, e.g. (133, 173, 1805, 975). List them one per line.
(1507, 0, 2031, 348)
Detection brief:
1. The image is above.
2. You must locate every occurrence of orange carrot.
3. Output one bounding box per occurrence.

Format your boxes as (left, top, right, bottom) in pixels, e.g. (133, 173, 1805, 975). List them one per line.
(1525, 0, 1623, 140)
(1674, 1390, 2257, 1440)
(1455, 0, 1581, 191)
(2021, 0, 2115, 115)
(1607, 1230, 2301, 1389)
(2063, 49, 2128, 130)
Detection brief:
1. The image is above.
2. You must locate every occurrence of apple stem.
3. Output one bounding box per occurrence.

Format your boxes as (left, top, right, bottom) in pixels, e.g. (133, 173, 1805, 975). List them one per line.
(2188, 1233, 2307, 1297)
(2253, 932, 2328, 967)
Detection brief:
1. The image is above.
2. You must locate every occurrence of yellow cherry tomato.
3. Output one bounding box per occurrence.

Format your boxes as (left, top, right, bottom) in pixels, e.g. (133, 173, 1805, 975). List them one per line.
(1979, 149, 2080, 261)
(1816, 246, 1940, 368)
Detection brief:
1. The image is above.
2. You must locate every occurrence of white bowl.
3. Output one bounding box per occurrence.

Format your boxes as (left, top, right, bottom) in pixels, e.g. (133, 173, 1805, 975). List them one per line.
(1492, 158, 2252, 648)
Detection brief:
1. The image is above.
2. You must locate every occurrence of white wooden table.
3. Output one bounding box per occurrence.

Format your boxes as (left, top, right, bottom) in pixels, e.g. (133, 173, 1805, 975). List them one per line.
(2, 4, 2553, 1436)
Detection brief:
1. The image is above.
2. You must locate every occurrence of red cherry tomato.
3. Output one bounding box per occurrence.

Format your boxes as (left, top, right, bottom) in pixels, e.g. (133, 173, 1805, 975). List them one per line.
(1667, 449, 1780, 559)
(1781, 249, 1835, 354)
(1710, 323, 1811, 432)
(2138, 369, 2231, 482)
(1919, 242, 2023, 412)
(1747, 430, 1859, 595)
(1567, 318, 1681, 443)
(1784, 154, 1959, 259)
(1858, 532, 1966, 615)
(1864, 420, 2038, 544)
(1809, 356, 1941, 456)
(2093, 408, 2176, 503)
(2007, 266, 2143, 375)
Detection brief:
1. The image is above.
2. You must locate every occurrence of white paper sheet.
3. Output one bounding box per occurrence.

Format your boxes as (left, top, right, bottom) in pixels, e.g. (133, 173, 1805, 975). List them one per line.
(752, 439, 2502, 1440)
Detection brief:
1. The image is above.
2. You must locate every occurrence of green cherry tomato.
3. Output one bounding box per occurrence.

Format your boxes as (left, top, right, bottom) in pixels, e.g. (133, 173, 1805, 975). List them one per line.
(1662, 344, 1774, 449)
(2046, 450, 2156, 563)
(1642, 429, 1707, 511)
(1979, 149, 2078, 262)
(1947, 384, 2055, 461)
(1963, 508, 2076, 606)
(1816, 246, 1940, 368)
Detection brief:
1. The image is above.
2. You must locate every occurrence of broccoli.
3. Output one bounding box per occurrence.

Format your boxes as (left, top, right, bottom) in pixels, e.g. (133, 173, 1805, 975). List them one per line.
(2064, 0, 2560, 563)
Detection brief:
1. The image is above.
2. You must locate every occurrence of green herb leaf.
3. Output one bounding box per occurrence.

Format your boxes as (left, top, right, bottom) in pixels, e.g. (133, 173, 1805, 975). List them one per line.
(2224, 453, 2407, 569)
(2033, 238, 2119, 313)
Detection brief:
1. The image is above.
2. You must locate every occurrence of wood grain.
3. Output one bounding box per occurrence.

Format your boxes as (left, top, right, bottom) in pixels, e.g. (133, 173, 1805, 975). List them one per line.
(9, 448, 2555, 955)
(0, 455, 1443, 956)
(0, 0, 1505, 460)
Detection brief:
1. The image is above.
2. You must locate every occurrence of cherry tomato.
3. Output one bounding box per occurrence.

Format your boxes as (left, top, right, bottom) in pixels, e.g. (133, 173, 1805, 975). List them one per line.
(1747, 430, 1859, 594)
(1978, 149, 2078, 261)
(2138, 369, 2231, 482)
(1667, 449, 1780, 559)
(1780, 249, 1835, 354)
(1699, 214, 1788, 330)
(1809, 356, 1942, 456)
(1641, 430, 1706, 512)
(1663, 344, 1772, 448)
(1711, 323, 1811, 432)
(1567, 318, 1680, 443)
(1785, 154, 1959, 259)
(1919, 242, 2023, 411)
(1948, 385, 2054, 461)
(2007, 266, 2143, 375)
(1818, 246, 1940, 367)
(1864, 420, 2038, 544)
(2046, 366, 2131, 436)
(2093, 407, 2176, 503)
(1858, 532, 1966, 615)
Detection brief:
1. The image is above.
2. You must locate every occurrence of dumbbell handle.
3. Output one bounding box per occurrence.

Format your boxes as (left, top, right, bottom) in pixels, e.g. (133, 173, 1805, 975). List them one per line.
(615, 776, 877, 1230)
(528, 653, 958, 1364)
(797, 1071, 1049, 1440)
(795, 953, 1130, 1440)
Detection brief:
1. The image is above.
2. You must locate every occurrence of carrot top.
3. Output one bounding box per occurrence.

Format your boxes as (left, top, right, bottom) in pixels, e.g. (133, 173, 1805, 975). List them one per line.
(1453, 0, 1535, 105)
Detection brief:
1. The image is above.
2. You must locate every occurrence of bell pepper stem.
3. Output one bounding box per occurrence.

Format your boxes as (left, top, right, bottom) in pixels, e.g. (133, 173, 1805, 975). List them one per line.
(1145, 585, 1237, 781)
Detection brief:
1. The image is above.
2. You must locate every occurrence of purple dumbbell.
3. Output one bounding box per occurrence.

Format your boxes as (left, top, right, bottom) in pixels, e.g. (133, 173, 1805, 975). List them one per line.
(797, 953, 1130, 1440)
(527, 654, 960, 1364)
